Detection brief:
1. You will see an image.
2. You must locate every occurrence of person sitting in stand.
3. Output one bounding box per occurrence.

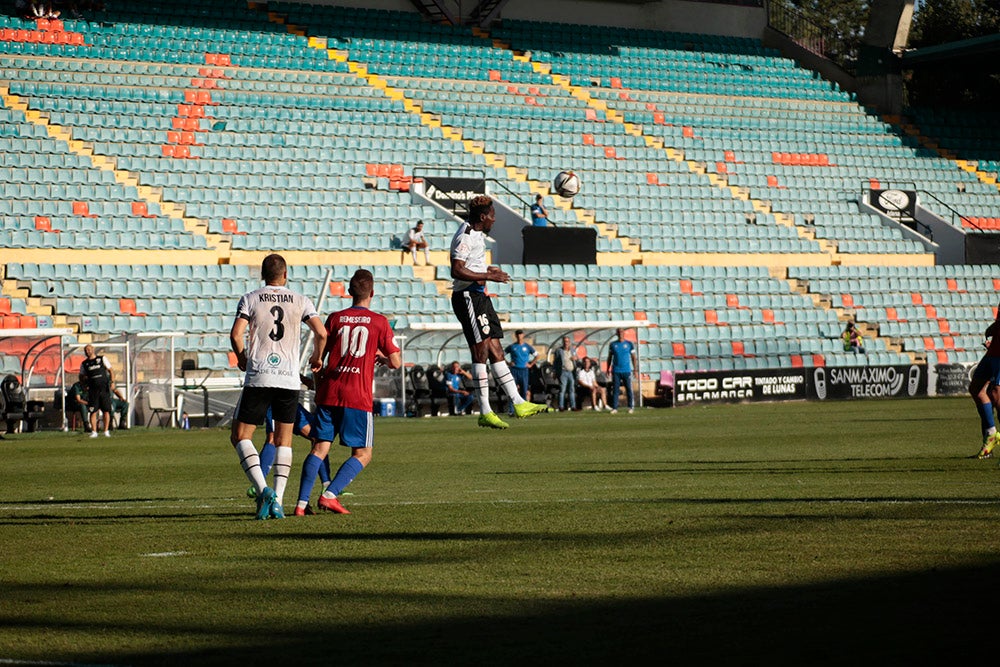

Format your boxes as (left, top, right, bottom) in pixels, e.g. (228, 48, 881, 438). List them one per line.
(842, 321, 866, 354)
(110, 380, 129, 430)
(444, 361, 475, 415)
(402, 220, 432, 266)
(577, 357, 608, 411)
(67, 376, 90, 432)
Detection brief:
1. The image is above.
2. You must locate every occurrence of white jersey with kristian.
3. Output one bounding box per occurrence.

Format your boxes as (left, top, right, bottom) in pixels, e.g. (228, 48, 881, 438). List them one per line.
(450, 221, 488, 292)
(234, 284, 319, 390)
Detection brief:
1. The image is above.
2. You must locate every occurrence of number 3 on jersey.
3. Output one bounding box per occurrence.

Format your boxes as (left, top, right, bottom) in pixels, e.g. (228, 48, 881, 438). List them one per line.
(268, 306, 286, 341)
(337, 325, 370, 357)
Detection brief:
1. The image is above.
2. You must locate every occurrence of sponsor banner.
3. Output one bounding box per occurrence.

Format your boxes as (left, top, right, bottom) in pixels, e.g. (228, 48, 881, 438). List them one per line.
(809, 364, 926, 400)
(422, 176, 486, 214)
(674, 368, 808, 405)
(933, 363, 976, 397)
(870, 188, 917, 221)
(674, 364, 928, 405)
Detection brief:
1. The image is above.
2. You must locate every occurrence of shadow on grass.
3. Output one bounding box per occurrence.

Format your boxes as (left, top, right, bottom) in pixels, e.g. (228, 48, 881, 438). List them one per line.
(42, 562, 998, 665)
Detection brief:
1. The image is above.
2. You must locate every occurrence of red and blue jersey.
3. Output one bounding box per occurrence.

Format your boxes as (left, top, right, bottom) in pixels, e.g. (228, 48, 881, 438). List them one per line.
(316, 306, 399, 412)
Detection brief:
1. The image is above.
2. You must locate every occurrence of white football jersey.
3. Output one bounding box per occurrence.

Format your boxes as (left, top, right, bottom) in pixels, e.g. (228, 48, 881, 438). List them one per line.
(234, 285, 319, 389)
(450, 221, 488, 291)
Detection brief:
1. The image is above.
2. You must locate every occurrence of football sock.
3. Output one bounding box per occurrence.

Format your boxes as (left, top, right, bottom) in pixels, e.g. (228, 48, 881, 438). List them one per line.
(258, 442, 276, 478)
(272, 445, 293, 504)
(491, 360, 525, 405)
(979, 400, 995, 437)
(235, 439, 267, 494)
(298, 453, 324, 503)
(319, 456, 331, 484)
(472, 363, 492, 414)
(423, 248, 431, 264)
(325, 457, 365, 498)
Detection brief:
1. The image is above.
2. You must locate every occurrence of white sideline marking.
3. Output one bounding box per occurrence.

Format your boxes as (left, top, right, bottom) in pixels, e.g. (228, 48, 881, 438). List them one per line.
(139, 551, 188, 558)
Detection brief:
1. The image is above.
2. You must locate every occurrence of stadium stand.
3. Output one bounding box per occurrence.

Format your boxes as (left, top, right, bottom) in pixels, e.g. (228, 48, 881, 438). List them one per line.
(1, 0, 999, 406)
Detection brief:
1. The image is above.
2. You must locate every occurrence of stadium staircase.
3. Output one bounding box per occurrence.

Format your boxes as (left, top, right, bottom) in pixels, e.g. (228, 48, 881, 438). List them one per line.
(1, 0, 999, 394)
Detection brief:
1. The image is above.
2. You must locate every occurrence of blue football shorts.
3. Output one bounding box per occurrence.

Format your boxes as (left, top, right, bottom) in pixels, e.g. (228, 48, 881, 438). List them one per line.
(313, 405, 373, 449)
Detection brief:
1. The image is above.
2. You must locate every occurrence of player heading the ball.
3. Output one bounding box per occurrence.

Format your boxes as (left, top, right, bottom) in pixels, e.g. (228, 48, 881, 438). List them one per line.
(449, 194, 551, 429)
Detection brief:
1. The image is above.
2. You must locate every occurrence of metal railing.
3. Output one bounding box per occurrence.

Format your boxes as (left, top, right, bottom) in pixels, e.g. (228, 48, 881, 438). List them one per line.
(768, 1, 826, 57)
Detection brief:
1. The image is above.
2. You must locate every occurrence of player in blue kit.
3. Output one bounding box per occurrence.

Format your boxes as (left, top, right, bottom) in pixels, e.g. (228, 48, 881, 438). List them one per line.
(607, 328, 637, 414)
(505, 329, 537, 403)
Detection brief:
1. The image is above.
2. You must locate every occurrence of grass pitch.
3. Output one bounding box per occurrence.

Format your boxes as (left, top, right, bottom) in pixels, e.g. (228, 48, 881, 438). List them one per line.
(2, 397, 1000, 665)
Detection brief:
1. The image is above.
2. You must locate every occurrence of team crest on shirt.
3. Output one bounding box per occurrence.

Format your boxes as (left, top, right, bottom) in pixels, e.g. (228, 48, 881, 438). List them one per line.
(267, 352, 281, 367)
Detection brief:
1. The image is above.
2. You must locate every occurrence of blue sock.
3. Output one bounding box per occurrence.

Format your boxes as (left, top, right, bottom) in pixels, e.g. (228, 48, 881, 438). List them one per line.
(978, 400, 995, 435)
(319, 456, 331, 484)
(298, 453, 324, 504)
(259, 442, 276, 478)
(328, 457, 365, 497)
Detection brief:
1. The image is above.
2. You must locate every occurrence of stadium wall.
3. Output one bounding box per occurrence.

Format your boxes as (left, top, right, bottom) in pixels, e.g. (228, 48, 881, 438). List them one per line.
(296, 0, 766, 38)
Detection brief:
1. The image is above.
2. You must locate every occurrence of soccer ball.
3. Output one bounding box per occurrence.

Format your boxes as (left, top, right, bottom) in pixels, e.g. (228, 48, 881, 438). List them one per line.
(552, 170, 581, 198)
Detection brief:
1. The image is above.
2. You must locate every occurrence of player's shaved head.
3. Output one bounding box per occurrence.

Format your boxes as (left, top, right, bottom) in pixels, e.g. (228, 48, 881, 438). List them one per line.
(349, 269, 374, 300)
(261, 254, 287, 284)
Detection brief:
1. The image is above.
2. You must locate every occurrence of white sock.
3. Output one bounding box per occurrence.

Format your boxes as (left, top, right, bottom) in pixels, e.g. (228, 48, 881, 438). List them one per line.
(473, 363, 492, 414)
(235, 439, 267, 494)
(491, 360, 525, 405)
(272, 445, 293, 504)
(423, 249, 431, 264)
(411, 249, 418, 263)
(296, 500, 308, 510)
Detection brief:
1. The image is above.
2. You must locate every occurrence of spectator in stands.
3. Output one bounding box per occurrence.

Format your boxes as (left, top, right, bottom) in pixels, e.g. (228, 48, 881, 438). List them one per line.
(80, 344, 113, 438)
(970, 305, 1000, 459)
(552, 336, 577, 411)
(577, 357, 607, 410)
(505, 329, 537, 402)
(110, 380, 128, 430)
(402, 220, 431, 266)
(607, 328, 637, 414)
(444, 361, 475, 415)
(530, 194, 549, 227)
(842, 322, 866, 354)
